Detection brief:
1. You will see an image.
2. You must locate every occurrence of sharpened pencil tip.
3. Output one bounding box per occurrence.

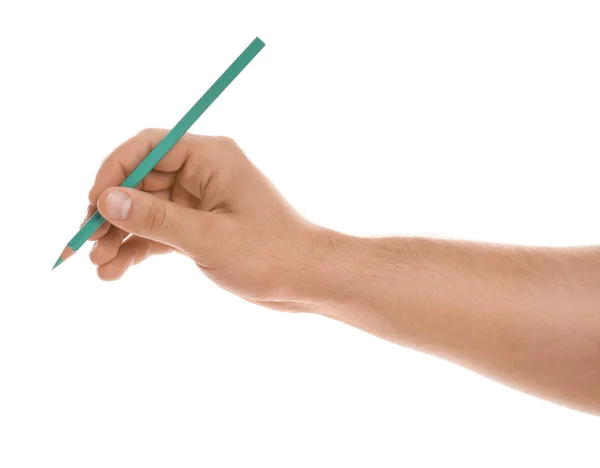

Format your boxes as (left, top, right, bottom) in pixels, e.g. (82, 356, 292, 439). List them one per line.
(52, 246, 76, 270)
(52, 257, 63, 270)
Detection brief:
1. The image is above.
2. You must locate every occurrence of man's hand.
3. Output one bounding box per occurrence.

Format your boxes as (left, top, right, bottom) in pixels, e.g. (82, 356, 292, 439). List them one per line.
(85, 128, 323, 310)
(85, 128, 600, 416)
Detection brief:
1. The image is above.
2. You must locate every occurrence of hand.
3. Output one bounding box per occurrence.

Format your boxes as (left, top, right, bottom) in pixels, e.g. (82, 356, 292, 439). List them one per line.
(85, 128, 327, 311)
(84, 132, 600, 415)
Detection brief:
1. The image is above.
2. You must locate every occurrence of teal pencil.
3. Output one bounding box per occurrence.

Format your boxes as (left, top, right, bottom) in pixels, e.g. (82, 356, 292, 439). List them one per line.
(53, 37, 265, 269)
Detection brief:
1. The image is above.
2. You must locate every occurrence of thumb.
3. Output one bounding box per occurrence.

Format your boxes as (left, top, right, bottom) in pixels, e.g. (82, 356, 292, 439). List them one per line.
(97, 187, 217, 253)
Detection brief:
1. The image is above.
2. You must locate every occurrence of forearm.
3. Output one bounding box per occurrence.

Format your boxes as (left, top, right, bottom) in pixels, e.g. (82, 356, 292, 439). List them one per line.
(299, 228, 600, 414)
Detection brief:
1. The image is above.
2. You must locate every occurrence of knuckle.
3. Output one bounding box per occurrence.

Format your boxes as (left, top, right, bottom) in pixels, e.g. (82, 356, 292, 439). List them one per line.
(136, 128, 167, 149)
(215, 135, 234, 143)
(138, 127, 161, 138)
(147, 200, 168, 231)
(214, 135, 237, 148)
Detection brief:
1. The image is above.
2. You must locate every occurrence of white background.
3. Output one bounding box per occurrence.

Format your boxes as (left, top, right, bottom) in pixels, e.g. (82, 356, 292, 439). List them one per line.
(1, 1, 599, 466)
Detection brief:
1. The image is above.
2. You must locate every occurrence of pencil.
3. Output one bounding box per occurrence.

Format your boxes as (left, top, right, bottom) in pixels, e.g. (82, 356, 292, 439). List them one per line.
(53, 37, 265, 270)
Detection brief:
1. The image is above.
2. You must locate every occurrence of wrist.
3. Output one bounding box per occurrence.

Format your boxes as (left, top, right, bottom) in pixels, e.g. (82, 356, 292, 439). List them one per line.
(289, 225, 366, 315)
(290, 227, 413, 343)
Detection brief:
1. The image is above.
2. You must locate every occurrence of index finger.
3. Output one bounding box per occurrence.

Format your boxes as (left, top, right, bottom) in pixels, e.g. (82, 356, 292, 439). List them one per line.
(87, 128, 200, 205)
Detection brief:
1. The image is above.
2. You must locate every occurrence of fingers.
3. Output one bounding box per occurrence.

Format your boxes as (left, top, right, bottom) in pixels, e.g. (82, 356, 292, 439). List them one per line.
(96, 186, 221, 254)
(96, 235, 173, 281)
(88, 128, 199, 206)
(81, 204, 111, 241)
(89, 225, 129, 266)
(139, 169, 177, 192)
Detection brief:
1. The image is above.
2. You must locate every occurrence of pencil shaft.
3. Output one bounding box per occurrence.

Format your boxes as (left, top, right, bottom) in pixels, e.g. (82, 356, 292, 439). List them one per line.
(62, 37, 265, 254)
(123, 37, 265, 190)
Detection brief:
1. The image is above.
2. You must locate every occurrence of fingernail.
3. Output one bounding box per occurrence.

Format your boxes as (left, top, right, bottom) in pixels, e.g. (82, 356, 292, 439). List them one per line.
(105, 190, 131, 220)
(90, 241, 98, 257)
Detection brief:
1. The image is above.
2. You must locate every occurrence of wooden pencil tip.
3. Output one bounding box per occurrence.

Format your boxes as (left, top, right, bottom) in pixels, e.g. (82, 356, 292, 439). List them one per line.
(52, 246, 76, 270)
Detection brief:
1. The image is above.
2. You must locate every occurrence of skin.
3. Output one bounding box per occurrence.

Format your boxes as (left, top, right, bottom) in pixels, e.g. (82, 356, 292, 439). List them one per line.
(85, 128, 600, 416)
